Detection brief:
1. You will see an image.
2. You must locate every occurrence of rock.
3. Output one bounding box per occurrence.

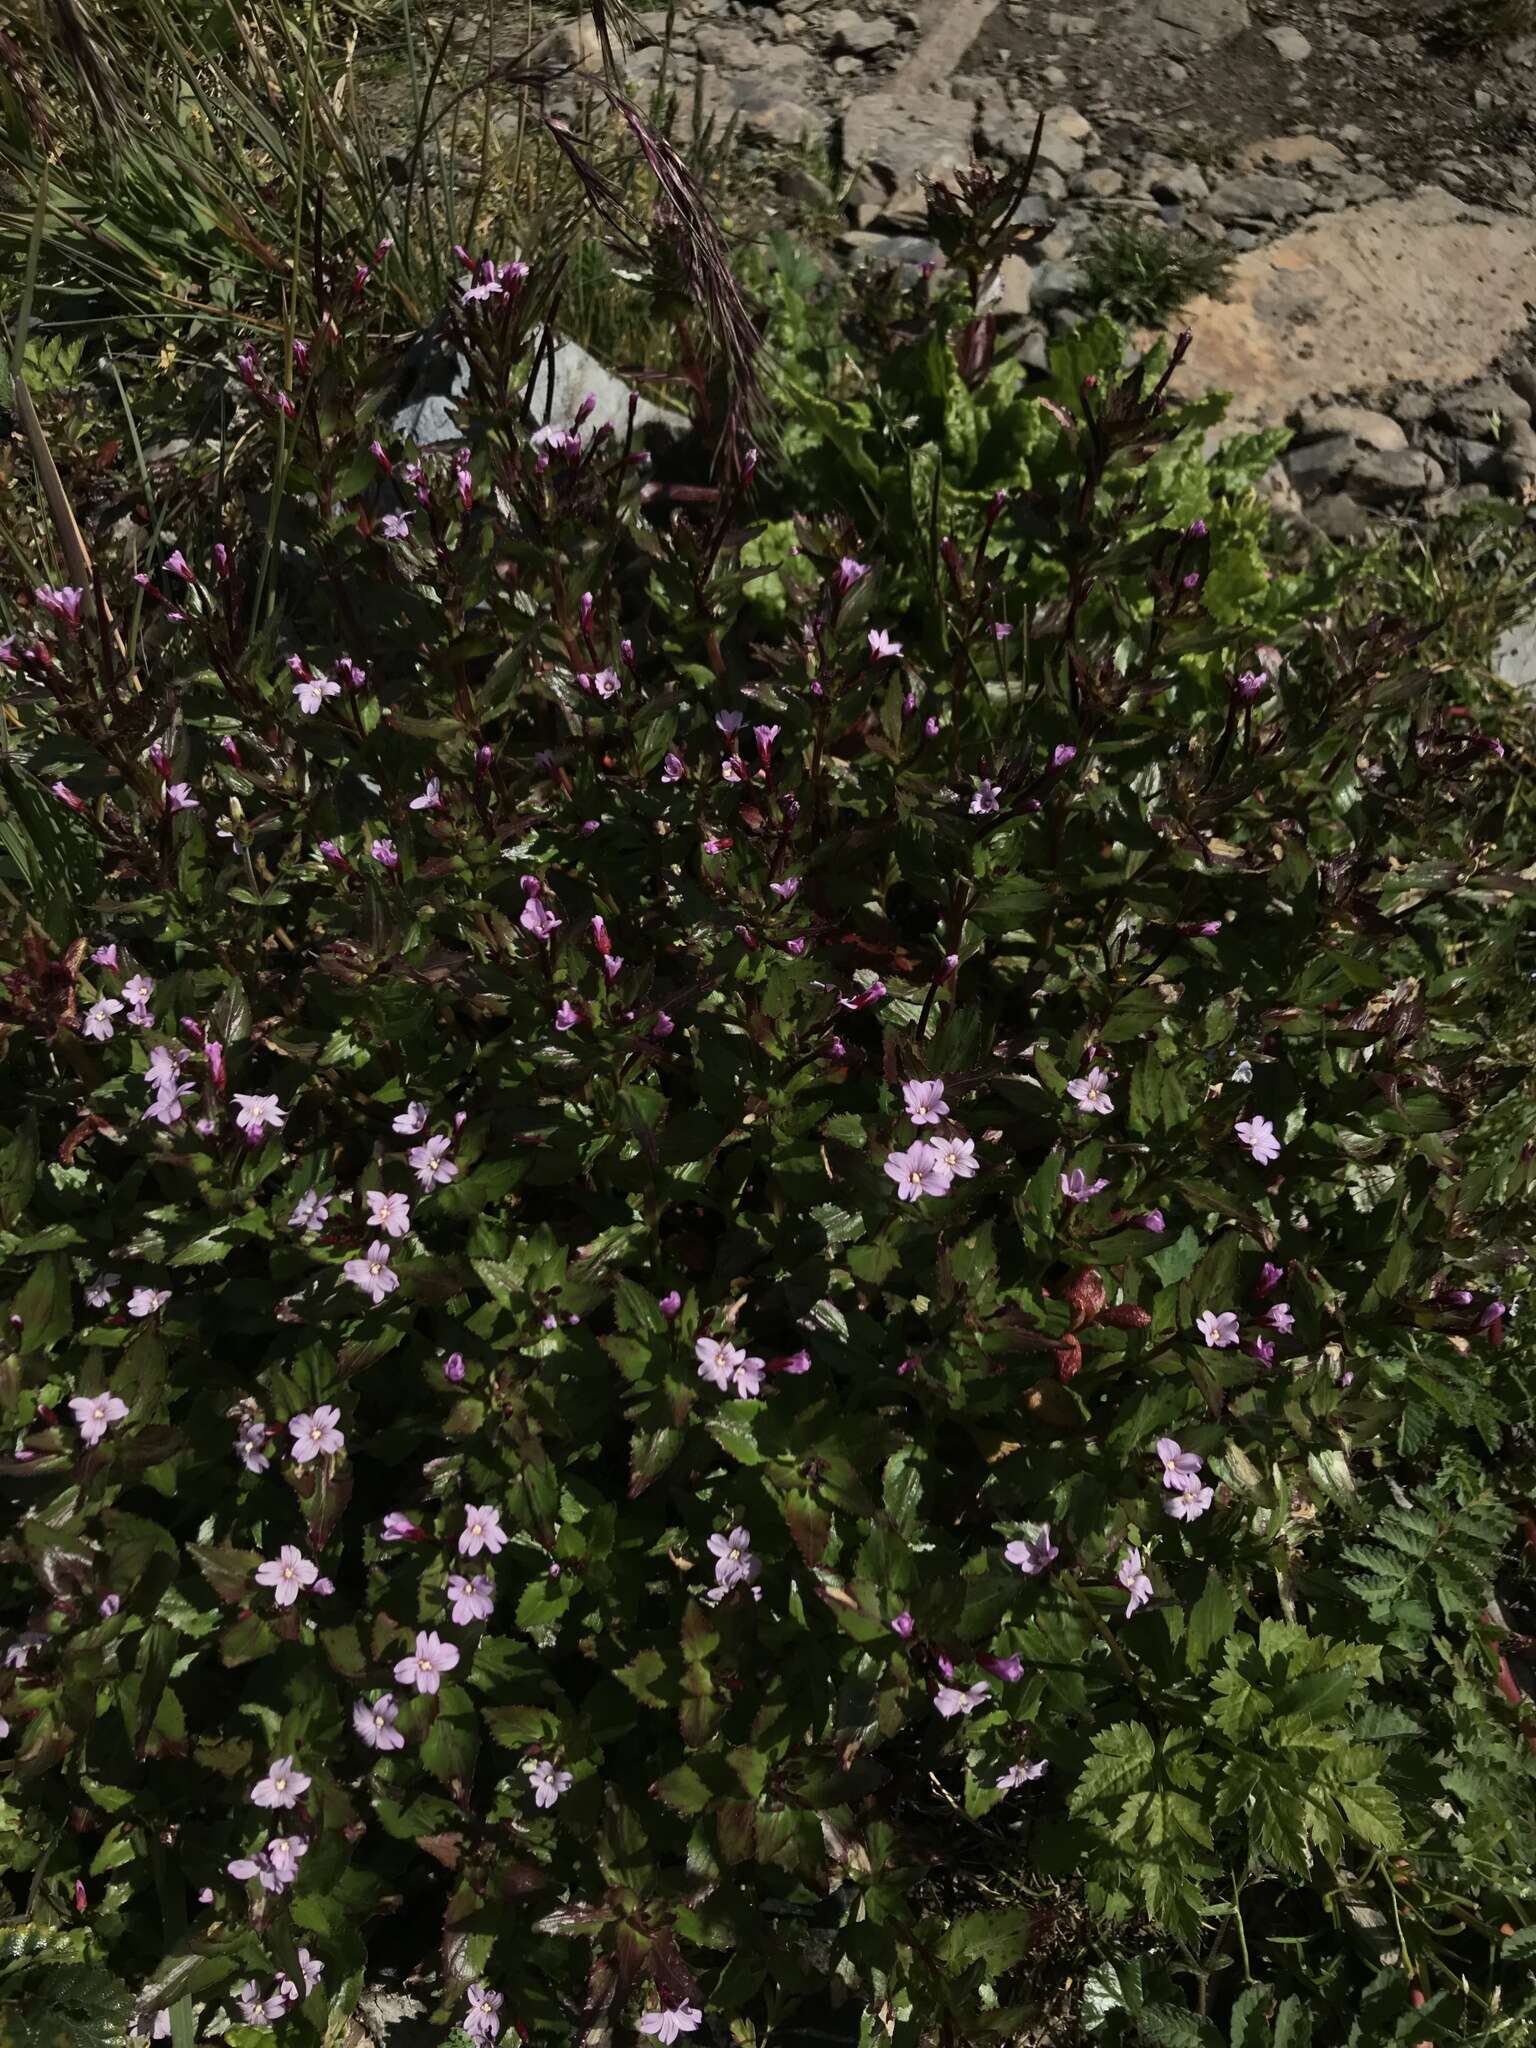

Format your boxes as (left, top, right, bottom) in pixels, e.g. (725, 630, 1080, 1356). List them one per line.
(1346, 447, 1445, 500)
(1205, 172, 1317, 224)
(1263, 24, 1311, 60)
(827, 8, 899, 53)
(1035, 104, 1097, 175)
(529, 15, 604, 68)
(737, 87, 828, 147)
(1295, 404, 1407, 452)
(1071, 165, 1126, 197)
(1494, 615, 1536, 690)
(841, 91, 975, 190)
(1309, 492, 1376, 541)
(1031, 260, 1087, 308)
(1285, 434, 1358, 492)
(537, 338, 687, 442)
(838, 230, 946, 278)
(1046, 10, 1096, 30)
(1140, 160, 1210, 202)
(1455, 437, 1506, 485)
(1140, 0, 1249, 53)
(1432, 378, 1533, 440)
(1238, 134, 1347, 174)
(979, 254, 1035, 315)
(1166, 190, 1536, 435)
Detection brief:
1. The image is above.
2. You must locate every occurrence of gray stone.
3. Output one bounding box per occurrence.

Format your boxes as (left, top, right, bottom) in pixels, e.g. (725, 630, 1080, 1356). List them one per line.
(1455, 437, 1507, 485)
(1294, 403, 1407, 452)
(1346, 447, 1445, 500)
(979, 254, 1034, 315)
(1141, 0, 1249, 52)
(1494, 615, 1536, 690)
(1263, 24, 1311, 60)
(1285, 434, 1358, 492)
(828, 9, 899, 53)
(1046, 10, 1096, 29)
(1141, 160, 1210, 203)
(1071, 165, 1126, 197)
(1205, 172, 1317, 224)
(1433, 378, 1533, 441)
(1031, 259, 1087, 307)
(536, 338, 686, 441)
(838, 231, 946, 281)
(1309, 491, 1375, 541)
(841, 91, 975, 189)
(737, 89, 828, 146)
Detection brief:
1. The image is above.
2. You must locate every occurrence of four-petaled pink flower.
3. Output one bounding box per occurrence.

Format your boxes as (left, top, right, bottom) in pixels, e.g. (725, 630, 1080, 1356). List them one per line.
(707, 1525, 759, 1589)
(1166, 1483, 1214, 1522)
(289, 1187, 329, 1233)
(1004, 1525, 1058, 1577)
(694, 1338, 765, 1398)
(69, 1392, 128, 1447)
(525, 1757, 574, 1808)
(409, 1133, 457, 1192)
(934, 1681, 991, 1718)
(166, 783, 200, 813)
(235, 1417, 271, 1473)
(1196, 1309, 1240, 1349)
(868, 628, 903, 660)
(366, 1188, 411, 1238)
(996, 1759, 1049, 1789)
(638, 2008, 703, 2043)
(128, 1287, 171, 1318)
(519, 879, 561, 940)
(394, 1628, 460, 1695)
(884, 1142, 953, 1202)
(255, 1545, 319, 1609)
(228, 1834, 307, 1892)
(1235, 1115, 1282, 1166)
(233, 1092, 286, 1141)
(409, 778, 442, 811)
(447, 1573, 495, 1625)
(1265, 1301, 1295, 1334)
(1068, 1067, 1114, 1116)
(344, 1240, 398, 1303)
(969, 778, 1001, 816)
(1060, 1167, 1109, 1203)
(1117, 1548, 1154, 1617)
(902, 1077, 949, 1125)
(353, 1693, 405, 1751)
(289, 1405, 345, 1463)
(392, 1100, 428, 1134)
(370, 838, 399, 871)
(459, 1503, 508, 1558)
(251, 1754, 311, 1809)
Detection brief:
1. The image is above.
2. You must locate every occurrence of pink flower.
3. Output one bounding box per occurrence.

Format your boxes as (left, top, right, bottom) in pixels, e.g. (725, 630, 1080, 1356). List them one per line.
(1165, 1484, 1214, 1522)
(344, 1240, 398, 1303)
(639, 2010, 703, 2045)
(662, 752, 686, 783)
(996, 1759, 1048, 1789)
(929, 1132, 978, 1181)
(1255, 1261, 1284, 1298)
(127, 1287, 171, 1318)
(1060, 1167, 1109, 1203)
(868, 628, 903, 660)
(447, 1573, 495, 1625)
(969, 778, 1001, 816)
(902, 1077, 949, 1125)
(381, 512, 412, 541)
(1141, 1209, 1166, 1233)
(289, 1187, 329, 1232)
(251, 1754, 311, 1809)
(519, 880, 561, 940)
(166, 783, 200, 813)
(84, 1271, 119, 1308)
(370, 837, 400, 871)
(835, 556, 867, 595)
(91, 944, 119, 969)
(890, 1610, 915, 1638)
(235, 1417, 271, 1473)
(52, 780, 87, 813)
(99, 1593, 121, 1618)
(236, 1982, 287, 2024)
(554, 999, 582, 1032)
(353, 1693, 405, 1751)
(459, 1504, 508, 1558)
(1004, 1526, 1058, 1576)
(81, 998, 123, 1042)
(659, 1289, 682, 1318)
(1117, 1548, 1154, 1617)
(381, 1512, 425, 1541)
(409, 1133, 457, 1192)
(392, 1101, 429, 1134)
(1156, 1439, 1202, 1490)
(69, 1392, 128, 1446)
(1235, 1115, 1281, 1166)
(1196, 1310, 1240, 1349)
(36, 584, 84, 627)
(694, 1337, 766, 1398)
(409, 777, 443, 811)
(1265, 1301, 1295, 1334)
(707, 1526, 759, 1589)
(883, 1142, 953, 1202)
(1068, 1067, 1114, 1116)
(366, 1188, 411, 1238)
(233, 1092, 286, 1141)
(293, 674, 340, 715)
(466, 1985, 504, 2046)
(254, 1545, 319, 1608)
(393, 1628, 460, 1695)
(525, 1757, 574, 1808)
(289, 1405, 345, 1463)
(934, 1681, 990, 1719)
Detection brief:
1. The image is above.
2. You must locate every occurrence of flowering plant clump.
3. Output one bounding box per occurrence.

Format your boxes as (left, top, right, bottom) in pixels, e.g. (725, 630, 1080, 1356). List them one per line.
(2, 247, 1536, 2048)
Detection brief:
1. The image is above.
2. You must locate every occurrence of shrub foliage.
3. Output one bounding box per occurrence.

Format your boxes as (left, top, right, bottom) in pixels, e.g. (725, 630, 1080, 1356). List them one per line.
(2, 246, 1536, 2048)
